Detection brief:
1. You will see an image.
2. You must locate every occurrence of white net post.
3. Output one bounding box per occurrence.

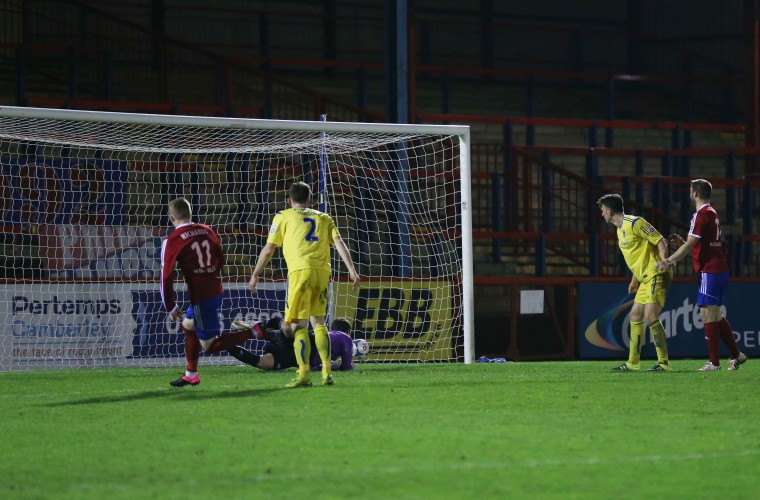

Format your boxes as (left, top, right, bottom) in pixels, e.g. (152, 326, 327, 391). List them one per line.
(0, 106, 472, 371)
(459, 131, 474, 365)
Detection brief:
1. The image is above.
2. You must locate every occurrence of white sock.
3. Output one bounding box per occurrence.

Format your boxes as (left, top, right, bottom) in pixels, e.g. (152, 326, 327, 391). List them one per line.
(185, 370, 198, 377)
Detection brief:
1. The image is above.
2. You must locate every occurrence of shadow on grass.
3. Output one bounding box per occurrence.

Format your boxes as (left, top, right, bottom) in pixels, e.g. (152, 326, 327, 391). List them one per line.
(44, 386, 284, 407)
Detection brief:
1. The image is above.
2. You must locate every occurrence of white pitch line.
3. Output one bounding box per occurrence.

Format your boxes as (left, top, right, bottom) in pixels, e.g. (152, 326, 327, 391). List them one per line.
(241, 449, 760, 483)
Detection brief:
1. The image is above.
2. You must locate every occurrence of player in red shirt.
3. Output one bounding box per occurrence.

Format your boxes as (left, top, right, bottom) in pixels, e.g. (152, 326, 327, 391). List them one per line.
(657, 179, 748, 371)
(162, 198, 261, 387)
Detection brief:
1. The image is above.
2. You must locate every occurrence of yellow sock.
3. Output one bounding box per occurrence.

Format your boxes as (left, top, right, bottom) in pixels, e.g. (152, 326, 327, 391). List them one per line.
(293, 327, 311, 381)
(628, 321, 644, 366)
(649, 320, 669, 364)
(314, 324, 331, 377)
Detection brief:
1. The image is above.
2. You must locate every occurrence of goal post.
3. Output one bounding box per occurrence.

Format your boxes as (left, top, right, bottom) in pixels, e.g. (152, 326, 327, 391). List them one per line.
(0, 106, 473, 371)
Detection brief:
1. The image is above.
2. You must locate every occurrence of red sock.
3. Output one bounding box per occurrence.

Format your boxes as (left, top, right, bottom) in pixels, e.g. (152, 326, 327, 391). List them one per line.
(704, 322, 721, 366)
(717, 317, 740, 359)
(182, 326, 200, 372)
(204, 330, 255, 354)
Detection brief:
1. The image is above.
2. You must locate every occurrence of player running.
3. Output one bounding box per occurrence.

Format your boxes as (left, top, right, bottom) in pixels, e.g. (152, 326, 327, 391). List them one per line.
(161, 197, 261, 387)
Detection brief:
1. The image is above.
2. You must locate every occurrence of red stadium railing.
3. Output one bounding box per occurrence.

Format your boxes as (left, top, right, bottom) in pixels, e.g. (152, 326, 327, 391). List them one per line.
(2, 0, 745, 125)
(22, 97, 262, 118)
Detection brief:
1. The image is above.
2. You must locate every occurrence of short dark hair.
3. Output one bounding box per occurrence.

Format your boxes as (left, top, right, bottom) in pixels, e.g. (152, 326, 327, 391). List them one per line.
(330, 317, 352, 335)
(289, 181, 311, 204)
(168, 198, 192, 220)
(597, 193, 624, 214)
(691, 179, 712, 200)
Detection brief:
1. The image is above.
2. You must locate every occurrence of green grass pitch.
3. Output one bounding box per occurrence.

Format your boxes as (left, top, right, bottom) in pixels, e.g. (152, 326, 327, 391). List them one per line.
(1, 361, 758, 499)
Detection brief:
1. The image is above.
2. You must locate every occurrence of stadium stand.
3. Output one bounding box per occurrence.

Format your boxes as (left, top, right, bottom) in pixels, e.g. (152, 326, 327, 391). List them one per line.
(1, 0, 757, 360)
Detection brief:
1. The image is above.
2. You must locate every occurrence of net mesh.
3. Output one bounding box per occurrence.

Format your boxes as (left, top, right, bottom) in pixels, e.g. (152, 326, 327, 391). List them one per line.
(0, 110, 466, 371)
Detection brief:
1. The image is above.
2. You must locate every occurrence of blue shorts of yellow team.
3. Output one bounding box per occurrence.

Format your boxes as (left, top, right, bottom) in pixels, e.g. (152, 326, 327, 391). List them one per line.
(634, 271, 671, 307)
(285, 268, 330, 322)
(186, 293, 223, 341)
(697, 271, 728, 307)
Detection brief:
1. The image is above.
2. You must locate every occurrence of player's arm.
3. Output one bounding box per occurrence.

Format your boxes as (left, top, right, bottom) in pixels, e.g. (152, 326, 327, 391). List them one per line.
(656, 237, 669, 262)
(328, 334, 354, 371)
(628, 276, 639, 294)
(249, 242, 277, 292)
(333, 235, 361, 291)
(339, 349, 354, 371)
(160, 239, 182, 321)
(211, 230, 225, 269)
(657, 235, 698, 270)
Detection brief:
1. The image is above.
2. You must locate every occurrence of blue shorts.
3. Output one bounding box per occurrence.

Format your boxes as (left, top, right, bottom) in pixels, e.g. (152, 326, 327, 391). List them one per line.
(697, 272, 728, 307)
(186, 294, 223, 341)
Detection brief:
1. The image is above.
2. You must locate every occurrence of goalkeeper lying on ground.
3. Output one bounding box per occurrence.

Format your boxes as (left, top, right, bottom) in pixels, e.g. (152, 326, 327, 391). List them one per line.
(230, 317, 359, 372)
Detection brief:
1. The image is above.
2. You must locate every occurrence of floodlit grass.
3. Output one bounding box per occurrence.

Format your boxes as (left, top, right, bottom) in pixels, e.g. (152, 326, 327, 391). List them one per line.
(1, 361, 758, 499)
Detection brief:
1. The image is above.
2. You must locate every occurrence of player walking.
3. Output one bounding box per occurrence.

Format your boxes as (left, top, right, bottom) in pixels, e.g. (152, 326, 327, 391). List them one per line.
(656, 179, 748, 371)
(249, 182, 361, 387)
(598, 194, 673, 371)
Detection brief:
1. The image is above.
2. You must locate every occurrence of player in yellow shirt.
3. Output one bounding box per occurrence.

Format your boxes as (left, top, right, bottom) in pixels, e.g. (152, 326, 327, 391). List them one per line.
(598, 194, 672, 371)
(249, 181, 361, 387)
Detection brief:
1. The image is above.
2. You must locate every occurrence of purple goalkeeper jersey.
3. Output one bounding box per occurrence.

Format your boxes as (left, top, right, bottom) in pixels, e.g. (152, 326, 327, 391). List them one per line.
(310, 330, 354, 371)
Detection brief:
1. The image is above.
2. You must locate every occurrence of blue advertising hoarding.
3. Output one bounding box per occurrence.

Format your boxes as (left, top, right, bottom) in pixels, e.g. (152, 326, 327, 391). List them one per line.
(129, 284, 285, 359)
(578, 281, 760, 359)
(1, 282, 285, 370)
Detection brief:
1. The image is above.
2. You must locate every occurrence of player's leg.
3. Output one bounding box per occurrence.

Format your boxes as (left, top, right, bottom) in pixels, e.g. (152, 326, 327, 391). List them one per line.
(191, 295, 225, 352)
(613, 299, 644, 371)
(311, 316, 331, 384)
(643, 303, 669, 370)
(202, 329, 259, 353)
(256, 353, 276, 370)
(188, 296, 266, 374)
(279, 292, 298, 338)
(644, 274, 670, 371)
(191, 295, 260, 353)
(719, 314, 741, 361)
(225, 328, 290, 370)
(310, 269, 332, 384)
(280, 321, 296, 337)
(230, 319, 266, 340)
(227, 340, 290, 370)
(226, 344, 263, 368)
(697, 273, 726, 371)
(170, 311, 201, 387)
(284, 270, 313, 387)
(708, 272, 746, 370)
(286, 319, 312, 387)
(268, 340, 298, 370)
(699, 305, 723, 370)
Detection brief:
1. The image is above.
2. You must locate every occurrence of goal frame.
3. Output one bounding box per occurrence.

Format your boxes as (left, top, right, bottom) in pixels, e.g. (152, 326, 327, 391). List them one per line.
(0, 105, 474, 365)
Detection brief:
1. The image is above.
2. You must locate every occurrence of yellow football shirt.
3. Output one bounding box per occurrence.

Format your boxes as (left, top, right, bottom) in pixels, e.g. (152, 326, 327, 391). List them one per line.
(617, 215, 666, 284)
(266, 207, 341, 272)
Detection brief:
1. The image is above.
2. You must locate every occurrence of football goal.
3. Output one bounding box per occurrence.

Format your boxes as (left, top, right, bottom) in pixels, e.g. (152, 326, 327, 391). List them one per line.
(0, 106, 473, 371)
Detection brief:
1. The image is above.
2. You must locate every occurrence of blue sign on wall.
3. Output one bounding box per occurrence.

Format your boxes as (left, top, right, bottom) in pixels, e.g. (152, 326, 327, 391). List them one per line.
(578, 281, 760, 359)
(129, 284, 286, 359)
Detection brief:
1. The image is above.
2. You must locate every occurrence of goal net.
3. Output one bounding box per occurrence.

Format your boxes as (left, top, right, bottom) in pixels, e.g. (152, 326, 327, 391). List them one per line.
(0, 106, 473, 371)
